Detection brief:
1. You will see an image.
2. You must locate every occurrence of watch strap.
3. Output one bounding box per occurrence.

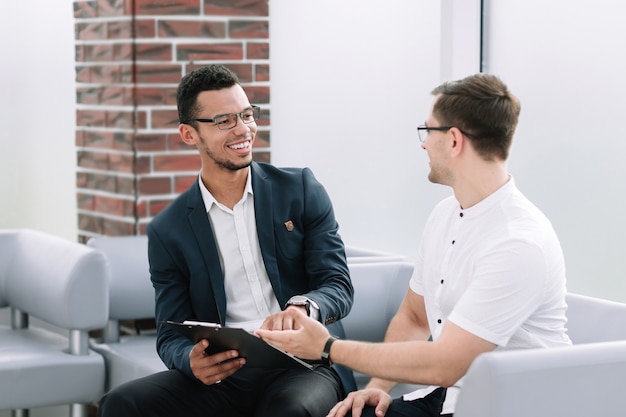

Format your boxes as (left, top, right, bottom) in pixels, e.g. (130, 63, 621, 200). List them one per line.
(321, 336, 337, 366)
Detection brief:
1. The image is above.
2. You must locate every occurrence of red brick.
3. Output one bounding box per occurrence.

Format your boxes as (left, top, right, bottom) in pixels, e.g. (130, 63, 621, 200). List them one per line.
(152, 109, 181, 129)
(77, 193, 95, 211)
(135, 0, 201, 15)
(74, 2, 98, 19)
(135, 64, 183, 83)
(97, 0, 127, 17)
(186, 63, 252, 82)
(76, 22, 107, 40)
(78, 213, 101, 234)
(255, 64, 269, 81)
(76, 86, 133, 105)
(243, 85, 270, 104)
(204, 0, 268, 16)
(229, 20, 269, 39)
(77, 110, 107, 128)
(154, 154, 201, 172)
(255, 107, 270, 126)
(135, 156, 152, 174)
(135, 133, 168, 151)
(247, 42, 269, 59)
(109, 152, 136, 173)
(177, 43, 243, 61)
(254, 130, 269, 148)
(77, 172, 136, 194)
(139, 177, 172, 195)
(135, 19, 157, 38)
(149, 199, 174, 216)
(252, 151, 270, 163)
(94, 194, 136, 216)
(102, 218, 137, 236)
(175, 175, 197, 193)
(106, 110, 135, 129)
(75, 64, 133, 83)
(135, 86, 178, 106)
(136, 43, 173, 61)
(79, 131, 119, 150)
(158, 20, 225, 38)
(168, 133, 189, 151)
(136, 200, 148, 217)
(79, 42, 131, 64)
(107, 20, 133, 39)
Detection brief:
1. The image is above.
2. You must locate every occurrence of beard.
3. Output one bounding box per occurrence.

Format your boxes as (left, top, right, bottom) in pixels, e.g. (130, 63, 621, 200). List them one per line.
(198, 134, 253, 171)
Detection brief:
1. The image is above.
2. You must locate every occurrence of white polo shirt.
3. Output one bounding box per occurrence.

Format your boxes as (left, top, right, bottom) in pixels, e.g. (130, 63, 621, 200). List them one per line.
(199, 173, 281, 331)
(405, 177, 571, 414)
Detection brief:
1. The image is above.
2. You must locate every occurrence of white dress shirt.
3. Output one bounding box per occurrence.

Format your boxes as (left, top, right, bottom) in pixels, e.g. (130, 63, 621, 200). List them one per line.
(198, 172, 281, 332)
(404, 177, 571, 414)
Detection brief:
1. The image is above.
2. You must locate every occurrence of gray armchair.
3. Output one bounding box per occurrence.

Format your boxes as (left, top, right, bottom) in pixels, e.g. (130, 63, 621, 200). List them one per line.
(455, 293, 626, 416)
(86, 235, 416, 395)
(0, 229, 109, 417)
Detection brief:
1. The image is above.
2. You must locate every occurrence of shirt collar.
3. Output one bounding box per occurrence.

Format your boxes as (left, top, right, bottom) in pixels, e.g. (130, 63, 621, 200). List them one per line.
(198, 169, 254, 214)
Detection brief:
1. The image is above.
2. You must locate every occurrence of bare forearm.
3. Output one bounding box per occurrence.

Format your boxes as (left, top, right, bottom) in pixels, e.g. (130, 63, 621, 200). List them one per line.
(329, 339, 451, 386)
(366, 310, 431, 390)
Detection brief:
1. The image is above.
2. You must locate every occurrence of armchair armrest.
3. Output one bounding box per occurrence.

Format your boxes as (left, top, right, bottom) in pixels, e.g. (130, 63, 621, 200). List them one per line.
(455, 340, 626, 417)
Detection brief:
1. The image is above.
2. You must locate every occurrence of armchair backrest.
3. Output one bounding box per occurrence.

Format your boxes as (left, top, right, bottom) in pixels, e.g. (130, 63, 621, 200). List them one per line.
(565, 292, 626, 343)
(87, 235, 154, 321)
(2, 228, 109, 331)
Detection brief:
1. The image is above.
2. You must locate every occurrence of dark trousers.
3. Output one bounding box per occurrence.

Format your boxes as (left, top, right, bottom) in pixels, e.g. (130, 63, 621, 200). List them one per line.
(98, 365, 342, 417)
(359, 387, 452, 417)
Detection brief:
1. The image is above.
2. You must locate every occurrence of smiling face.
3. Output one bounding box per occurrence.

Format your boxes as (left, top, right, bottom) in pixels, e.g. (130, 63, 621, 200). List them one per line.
(181, 84, 257, 172)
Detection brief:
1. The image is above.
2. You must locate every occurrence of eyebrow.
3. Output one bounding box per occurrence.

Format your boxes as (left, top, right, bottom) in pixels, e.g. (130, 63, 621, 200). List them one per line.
(212, 106, 254, 119)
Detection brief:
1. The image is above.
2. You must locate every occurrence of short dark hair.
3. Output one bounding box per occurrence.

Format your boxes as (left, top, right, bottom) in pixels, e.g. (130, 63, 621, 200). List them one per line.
(431, 73, 521, 161)
(177, 65, 240, 124)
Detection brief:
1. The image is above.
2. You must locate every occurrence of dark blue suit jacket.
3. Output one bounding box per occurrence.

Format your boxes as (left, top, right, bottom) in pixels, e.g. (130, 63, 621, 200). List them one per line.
(147, 162, 355, 389)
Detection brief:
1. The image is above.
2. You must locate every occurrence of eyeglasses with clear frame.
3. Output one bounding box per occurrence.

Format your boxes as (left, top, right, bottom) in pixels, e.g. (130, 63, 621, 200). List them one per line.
(185, 105, 261, 130)
(416, 125, 473, 143)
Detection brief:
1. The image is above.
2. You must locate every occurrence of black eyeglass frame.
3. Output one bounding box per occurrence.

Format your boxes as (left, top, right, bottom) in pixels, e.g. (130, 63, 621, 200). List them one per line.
(183, 105, 261, 130)
(416, 125, 474, 143)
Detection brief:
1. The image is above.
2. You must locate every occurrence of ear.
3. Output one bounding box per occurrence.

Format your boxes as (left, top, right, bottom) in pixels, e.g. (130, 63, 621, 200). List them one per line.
(448, 127, 466, 157)
(179, 123, 197, 146)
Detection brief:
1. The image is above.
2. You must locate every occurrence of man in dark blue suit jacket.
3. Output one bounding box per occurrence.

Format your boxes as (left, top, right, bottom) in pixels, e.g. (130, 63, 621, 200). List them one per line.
(98, 65, 354, 417)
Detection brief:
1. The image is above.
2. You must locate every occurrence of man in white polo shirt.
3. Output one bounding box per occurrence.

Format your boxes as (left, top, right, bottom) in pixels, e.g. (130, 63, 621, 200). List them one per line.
(257, 73, 572, 417)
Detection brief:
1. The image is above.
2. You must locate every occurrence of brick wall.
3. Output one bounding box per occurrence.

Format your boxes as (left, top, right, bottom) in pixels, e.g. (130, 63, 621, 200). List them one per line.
(73, 0, 270, 241)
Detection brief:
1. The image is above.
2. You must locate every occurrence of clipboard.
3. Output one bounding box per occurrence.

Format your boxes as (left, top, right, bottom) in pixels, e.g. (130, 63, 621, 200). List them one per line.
(164, 320, 313, 370)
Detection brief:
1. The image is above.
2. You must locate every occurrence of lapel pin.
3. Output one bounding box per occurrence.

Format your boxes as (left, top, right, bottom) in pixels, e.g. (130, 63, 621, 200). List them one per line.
(284, 220, 294, 232)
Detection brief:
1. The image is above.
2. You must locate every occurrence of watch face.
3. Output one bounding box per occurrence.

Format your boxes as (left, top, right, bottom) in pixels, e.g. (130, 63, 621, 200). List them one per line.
(289, 296, 309, 304)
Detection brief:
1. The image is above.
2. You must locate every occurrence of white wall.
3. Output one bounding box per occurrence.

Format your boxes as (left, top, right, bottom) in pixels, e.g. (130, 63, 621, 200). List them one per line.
(271, 1, 626, 302)
(0, 0, 77, 240)
(485, 0, 626, 301)
(270, 0, 448, 259)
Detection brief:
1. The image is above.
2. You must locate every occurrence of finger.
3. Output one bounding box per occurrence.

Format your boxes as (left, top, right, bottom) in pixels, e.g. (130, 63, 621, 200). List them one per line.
(327, 398, 353, 417)
(374, 399, 391, 417)
(282, 313, 296, 330)
(198, 355, 246, 385)
(208, 349, 240, 365)
(190, 339, 209, 359)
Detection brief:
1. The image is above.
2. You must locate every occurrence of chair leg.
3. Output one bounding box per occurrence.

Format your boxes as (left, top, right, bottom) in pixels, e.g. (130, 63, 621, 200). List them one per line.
(70, 403, 88, 417)
(11, 410, 29, 417)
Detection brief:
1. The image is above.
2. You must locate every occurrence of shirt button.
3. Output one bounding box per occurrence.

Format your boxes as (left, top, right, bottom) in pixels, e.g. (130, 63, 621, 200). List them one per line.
(451, 240, 455, 245)
(440, 279, 444, 284)
(437, 319, 442, 324)
(459, 212, 464, 217)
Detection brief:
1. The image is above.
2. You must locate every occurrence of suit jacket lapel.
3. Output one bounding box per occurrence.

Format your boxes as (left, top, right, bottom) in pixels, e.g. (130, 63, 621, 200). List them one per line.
(186, 179, 227, 323)
(251, 163, 283, 296)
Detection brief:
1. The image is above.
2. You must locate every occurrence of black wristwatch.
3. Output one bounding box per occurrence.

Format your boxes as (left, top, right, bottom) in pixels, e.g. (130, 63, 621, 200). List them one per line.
(286, 295, 320, 321)
(321, 336, 337, 366)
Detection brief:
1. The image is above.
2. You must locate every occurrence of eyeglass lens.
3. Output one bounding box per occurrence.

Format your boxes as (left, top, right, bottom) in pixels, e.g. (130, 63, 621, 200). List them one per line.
(215, 107, 260, 130)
